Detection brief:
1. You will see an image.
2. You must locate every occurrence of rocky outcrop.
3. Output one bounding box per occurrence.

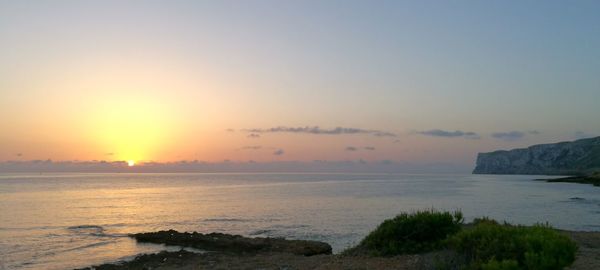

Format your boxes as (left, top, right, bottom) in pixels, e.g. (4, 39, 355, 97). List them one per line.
(473, 136, 600, 175)
(543, 172, 600, 187)
(131, 230, 332, 256)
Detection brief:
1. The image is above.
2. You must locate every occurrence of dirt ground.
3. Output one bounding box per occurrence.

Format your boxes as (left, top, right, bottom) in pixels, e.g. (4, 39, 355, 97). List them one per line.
(565, 231, 600, 270)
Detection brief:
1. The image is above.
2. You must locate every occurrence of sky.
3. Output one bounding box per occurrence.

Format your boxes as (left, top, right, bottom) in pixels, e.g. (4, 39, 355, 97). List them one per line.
(1, 1, 599, 172)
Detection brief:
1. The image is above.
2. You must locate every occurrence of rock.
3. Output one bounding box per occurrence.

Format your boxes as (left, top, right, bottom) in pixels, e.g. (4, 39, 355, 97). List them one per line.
(473, 136, 600, 175)
(545, 175, 600, 187)
(130, 230, 332, 256)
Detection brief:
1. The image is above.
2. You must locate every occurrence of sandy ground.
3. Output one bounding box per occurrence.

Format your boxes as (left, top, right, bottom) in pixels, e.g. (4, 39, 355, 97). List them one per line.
(80, 231, 600, 270)
(566, 231, 600, 270)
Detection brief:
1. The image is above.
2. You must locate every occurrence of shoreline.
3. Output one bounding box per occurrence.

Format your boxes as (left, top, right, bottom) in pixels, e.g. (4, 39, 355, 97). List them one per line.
(77, 229, 600, 270)
(539, 174, 600, 187)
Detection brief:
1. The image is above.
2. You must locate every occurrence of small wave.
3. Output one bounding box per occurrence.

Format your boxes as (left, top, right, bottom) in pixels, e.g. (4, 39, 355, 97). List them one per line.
(564, 197, 600, 206)
(67, 224, 105, 237)
(67, 225, 104, 230)
(66, 225, 129, 238)
(202, 218, 251, 222)
(269, 224, 310, 229)
(0, 225, 64, 231)
(105, 223, 128, 227)
(61, 240, 117, 252)
(97, 232, 129, 238)
(249, 229, 272, 235)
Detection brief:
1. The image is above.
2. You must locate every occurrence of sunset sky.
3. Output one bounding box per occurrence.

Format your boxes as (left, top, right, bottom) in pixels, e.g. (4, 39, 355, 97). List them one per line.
(1, 1, 599, 170)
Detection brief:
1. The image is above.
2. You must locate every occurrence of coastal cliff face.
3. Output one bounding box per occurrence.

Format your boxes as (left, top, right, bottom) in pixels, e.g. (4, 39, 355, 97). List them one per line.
(473, 136, 600, 175)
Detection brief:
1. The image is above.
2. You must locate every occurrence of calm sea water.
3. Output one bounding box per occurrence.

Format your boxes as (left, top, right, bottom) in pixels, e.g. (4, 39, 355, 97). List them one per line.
(1, 173, 599, 270)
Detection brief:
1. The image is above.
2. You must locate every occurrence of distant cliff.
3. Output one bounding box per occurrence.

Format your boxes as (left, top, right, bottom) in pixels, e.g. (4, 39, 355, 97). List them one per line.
(473, 136, 600, 175)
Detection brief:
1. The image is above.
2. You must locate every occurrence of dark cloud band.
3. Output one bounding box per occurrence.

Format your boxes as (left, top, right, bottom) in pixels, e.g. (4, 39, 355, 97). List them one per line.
(491, 131, 525, 141)
(417, 129, 480, 139)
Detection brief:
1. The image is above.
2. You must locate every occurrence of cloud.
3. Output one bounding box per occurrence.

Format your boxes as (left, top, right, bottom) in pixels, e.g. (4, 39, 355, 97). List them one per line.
(528, 130, 541, 135)
(225, 128, 235, 132)
(238, 146, 262, 150)
(345, 146, 376, 151)
(15, 153, 22, 157)
(273, 149, 284, 156)
(247, 133, 260, 138)
(105, 152, 115, 156)
(243, 126, 396, 137)
(491, 131, 526, 141)
(417, 129, 480, 139)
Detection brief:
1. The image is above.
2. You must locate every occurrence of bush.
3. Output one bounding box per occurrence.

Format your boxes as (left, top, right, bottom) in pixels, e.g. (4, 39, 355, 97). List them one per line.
(481, 259, 520, 270)
(450, 219, 577, 270)
(349, 210, 463, 256)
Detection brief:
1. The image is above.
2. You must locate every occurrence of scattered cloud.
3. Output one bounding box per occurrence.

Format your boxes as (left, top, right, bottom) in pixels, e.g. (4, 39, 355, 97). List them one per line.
(273, 149, 285, 156)
(247, 133, 260, 138)
(491, 131, 526, 141)
(417, 129, 480, 139)
(243, 126, 396, 137)
(345, 146, 376, 151)
(105, 152, 114, 156)
(238, 146, 262, 151)
(225, 128, 235, 132)
(528, 130, 541, 135)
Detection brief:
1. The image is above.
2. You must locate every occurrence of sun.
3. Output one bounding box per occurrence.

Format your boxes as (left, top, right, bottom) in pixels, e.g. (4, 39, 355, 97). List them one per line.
(127, 160, 136, 167)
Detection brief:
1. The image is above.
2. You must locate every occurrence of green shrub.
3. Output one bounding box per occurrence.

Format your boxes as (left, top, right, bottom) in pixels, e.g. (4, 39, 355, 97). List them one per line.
(450, 220, 577, 270)
(350, 210, 463, 256)
(481, 259, 519, 270)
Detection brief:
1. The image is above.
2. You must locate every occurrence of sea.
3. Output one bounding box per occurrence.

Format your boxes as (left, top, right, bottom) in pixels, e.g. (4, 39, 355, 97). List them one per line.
(1, 173, 599, 270)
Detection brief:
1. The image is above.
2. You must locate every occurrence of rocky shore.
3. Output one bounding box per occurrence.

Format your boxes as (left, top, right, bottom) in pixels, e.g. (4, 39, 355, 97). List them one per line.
(540, 172, 600, 187)
(132, 230, 332, 256)
(77, 229, 600, 270)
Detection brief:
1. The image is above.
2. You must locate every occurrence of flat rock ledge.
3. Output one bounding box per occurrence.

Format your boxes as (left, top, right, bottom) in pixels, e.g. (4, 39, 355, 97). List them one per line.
(131, 230, 332, 256)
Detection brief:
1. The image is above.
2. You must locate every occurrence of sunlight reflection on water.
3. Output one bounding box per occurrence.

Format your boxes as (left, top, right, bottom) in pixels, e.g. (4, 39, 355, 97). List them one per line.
(0, 173, 599, 270)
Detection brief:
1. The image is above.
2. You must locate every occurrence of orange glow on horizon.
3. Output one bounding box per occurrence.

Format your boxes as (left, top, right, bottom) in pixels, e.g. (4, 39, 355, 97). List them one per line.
(82, 93, 182, 162)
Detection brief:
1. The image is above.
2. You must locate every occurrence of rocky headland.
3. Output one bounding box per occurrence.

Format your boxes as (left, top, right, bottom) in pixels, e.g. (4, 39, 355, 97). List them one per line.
(473, 136, 600, 175)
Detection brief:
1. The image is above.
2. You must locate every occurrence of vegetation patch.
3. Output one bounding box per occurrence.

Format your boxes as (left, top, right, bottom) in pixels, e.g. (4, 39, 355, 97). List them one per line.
(346, 211, 578, 269)
(449, 218, 578, 270)
(344, 210, 463, 256)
